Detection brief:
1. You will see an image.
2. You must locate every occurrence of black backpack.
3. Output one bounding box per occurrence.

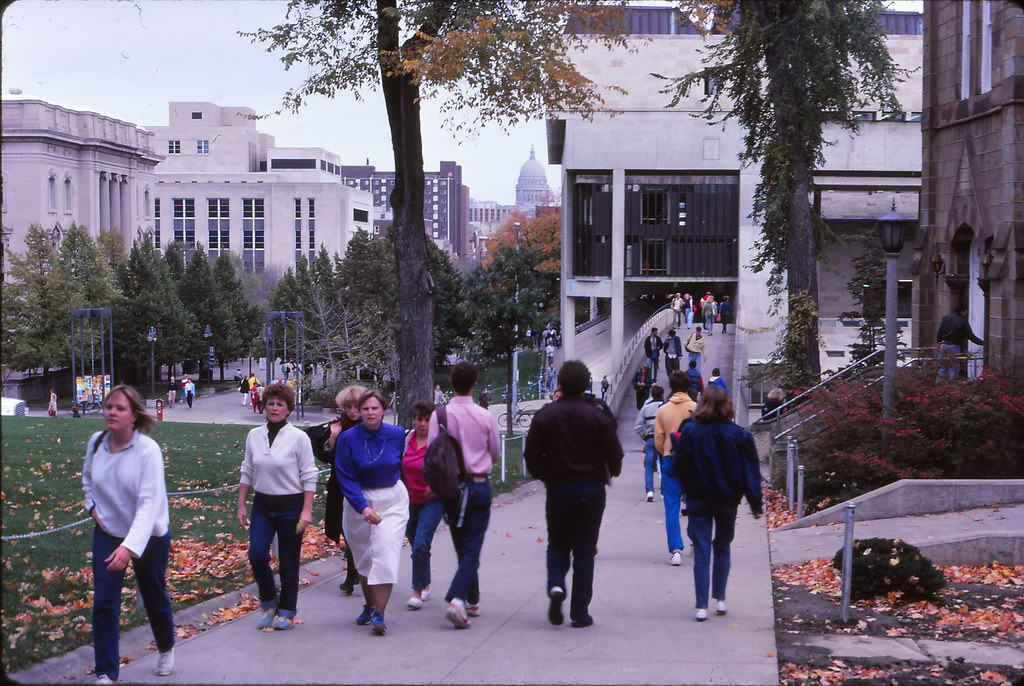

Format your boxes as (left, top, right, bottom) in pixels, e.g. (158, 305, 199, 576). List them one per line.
(422, 406, 465, 501)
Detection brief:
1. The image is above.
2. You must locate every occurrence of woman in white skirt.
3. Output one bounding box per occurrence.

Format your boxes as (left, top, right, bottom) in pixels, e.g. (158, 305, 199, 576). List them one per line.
(334, 388, 409, 635)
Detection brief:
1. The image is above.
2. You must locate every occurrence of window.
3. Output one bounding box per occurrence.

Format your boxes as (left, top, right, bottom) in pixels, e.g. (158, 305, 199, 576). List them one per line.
(48, 175, 57, 211)
(880, 111, 905, 121)
(747, 363, 769, 406)
(907, 111, 922, 122)
(242, 198, 265, 272)
(207, 198, 229, 258)
(641, 188, 668, 225)
(703, 76, 720, 97)
(172, 198, 196, 244)
(294, 198, 303, 260)
(307, 198, 316, 261)
(640, 238, 667, 275)
(852, 111, 876, 121)
(191, 112, 203, 120)
(197, 140, 210, 154)
(677, 196, 688, 228)
(270, 158, 316, 169)
(353, 208, 369, 223)
(154, 198, 161, 248)
(961, 0, 971, 99)
(64, 178, 72, 213)
(168, 140, 181, 154)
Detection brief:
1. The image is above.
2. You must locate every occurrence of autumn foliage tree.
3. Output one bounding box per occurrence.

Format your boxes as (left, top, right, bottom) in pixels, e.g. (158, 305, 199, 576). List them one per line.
(662, 0, 906, 386)
(247, 1, 630, 423)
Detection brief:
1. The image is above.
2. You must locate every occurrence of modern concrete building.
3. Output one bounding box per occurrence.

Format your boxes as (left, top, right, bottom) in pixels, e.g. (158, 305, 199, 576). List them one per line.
(915, 1, 1024, 376)
(548, 8, 924, 415)
(1, 98, 162, 265)
(340, 160, 469, 257)
(148, 102, 372, 274)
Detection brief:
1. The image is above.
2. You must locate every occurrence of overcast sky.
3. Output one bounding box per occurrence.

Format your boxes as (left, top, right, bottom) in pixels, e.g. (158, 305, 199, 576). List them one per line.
(2, 1, 921, 205)
(1, 0, 554, 205)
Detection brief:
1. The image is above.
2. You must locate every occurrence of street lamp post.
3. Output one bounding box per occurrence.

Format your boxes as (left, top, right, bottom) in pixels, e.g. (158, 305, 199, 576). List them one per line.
(203, 324, 213, 381)
(877, 200, 908, 457)
(510, 221, 521, 434)
(146, 326, 158, 399)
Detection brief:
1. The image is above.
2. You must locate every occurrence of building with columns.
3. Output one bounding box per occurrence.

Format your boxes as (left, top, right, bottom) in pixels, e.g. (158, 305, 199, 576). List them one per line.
(914, 1, 1024, 376)
(547, 8, 924, 415)
(1, 98, 161, 262)
(515, 147, 552, 217)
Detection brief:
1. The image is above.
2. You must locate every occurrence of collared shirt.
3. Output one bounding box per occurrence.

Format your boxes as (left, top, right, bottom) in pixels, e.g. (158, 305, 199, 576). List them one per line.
(427, 395, 500, 476)
(82, 430, 170, 557)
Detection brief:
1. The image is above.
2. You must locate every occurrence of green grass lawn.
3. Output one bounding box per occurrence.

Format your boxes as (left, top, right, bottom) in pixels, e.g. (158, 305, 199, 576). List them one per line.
(1, 416, 533, 673)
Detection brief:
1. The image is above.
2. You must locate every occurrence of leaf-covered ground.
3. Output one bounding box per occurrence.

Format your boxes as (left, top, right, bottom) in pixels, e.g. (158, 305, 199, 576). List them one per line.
(767, 490, 1024, 685)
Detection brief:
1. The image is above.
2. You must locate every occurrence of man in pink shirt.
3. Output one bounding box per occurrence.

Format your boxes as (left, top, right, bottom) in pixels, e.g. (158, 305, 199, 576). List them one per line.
(427, 360, 501, 629)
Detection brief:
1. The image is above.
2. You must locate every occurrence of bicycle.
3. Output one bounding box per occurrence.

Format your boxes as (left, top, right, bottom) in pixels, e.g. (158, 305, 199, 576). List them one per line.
(498, 406, 537, 429)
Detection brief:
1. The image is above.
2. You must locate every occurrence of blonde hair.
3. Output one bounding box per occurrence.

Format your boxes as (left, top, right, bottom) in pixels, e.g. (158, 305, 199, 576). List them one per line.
(107, 384, 156, 433)
(335, 384, 367, 410)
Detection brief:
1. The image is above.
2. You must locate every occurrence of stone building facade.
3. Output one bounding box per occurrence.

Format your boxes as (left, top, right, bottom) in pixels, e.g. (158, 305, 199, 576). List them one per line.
(915, 1, 1024, 375)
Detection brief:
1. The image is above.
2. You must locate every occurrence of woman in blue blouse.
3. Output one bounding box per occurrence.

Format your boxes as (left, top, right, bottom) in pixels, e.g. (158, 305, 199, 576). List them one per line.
(334, 388, 409, 635)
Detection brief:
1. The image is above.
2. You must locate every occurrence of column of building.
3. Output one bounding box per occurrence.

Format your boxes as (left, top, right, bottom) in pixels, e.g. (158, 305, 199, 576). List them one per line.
(99, 172, 110, 231)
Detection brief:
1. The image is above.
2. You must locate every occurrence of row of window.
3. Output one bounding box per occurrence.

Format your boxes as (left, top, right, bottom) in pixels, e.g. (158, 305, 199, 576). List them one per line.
(154, 197, 266, 271)
(167, 140, 209, 155)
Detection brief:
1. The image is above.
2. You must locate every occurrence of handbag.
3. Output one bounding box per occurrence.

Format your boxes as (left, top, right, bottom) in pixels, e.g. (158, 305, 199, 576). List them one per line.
(303, 420, 337, 465)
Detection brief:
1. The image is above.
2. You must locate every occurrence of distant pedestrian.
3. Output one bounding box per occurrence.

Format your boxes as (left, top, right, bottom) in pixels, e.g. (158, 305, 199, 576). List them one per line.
(546, 342, 556, 367)
(183, 376, 195, 409)
(433, 384, 446, 406)
(684, 328, 707, 376)
(654, 371, 697, 566)
(251, 383, 263, 414)
(687, 360, 704, 401)
(632, 362, 652, 410)
(600, 375, 609, 402)
(239, 374, 251, 406)
(701, 297, 717, 335)
(718, 296, 732, 334)
(335, 389, 410, 636)
(83, 384, 176, 682)
(643, 327, 663, 383)
(936, 303, 984, 380)
(635, 385, 664, 502)
(48, 389, 57, 417)
(682, 293, 695, 329)
(237, 383, 317, 632)
(479, 386, 491, 409)
(761, 388, 785, 421)
(401, 400, 441, 610)
(525, 360, 623, 629)
(428, 361, 501, 631)
(166, 376, 177, 409)
(664, 328, 682, 374)
(671, 385, 763, 622)
(708, 368, 728, 394)
(671, 292, 684, 327)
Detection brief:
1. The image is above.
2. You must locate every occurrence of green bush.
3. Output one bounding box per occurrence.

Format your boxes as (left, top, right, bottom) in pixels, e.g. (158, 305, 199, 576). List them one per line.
(832, 537, 946, 601)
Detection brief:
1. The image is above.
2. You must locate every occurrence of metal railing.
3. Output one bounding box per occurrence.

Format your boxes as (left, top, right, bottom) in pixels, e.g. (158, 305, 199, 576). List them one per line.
(609, 305, 672, 412)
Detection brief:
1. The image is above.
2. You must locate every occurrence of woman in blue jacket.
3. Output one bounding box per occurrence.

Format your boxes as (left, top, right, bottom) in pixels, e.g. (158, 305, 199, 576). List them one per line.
(671, 385, 763, 621)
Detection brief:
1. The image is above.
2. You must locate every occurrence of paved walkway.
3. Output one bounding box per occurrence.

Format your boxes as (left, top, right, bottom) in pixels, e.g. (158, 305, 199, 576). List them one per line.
(12, 325, 1024, 684)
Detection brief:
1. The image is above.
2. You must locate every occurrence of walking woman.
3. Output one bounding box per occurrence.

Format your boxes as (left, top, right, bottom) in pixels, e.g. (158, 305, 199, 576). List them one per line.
(47, 388, 57, 417)
(401, 399, 441, 610)
(83, 384, 175, 682)
(671, 385, 763, 622)
(237, 383, 317, 631)
(323, 385, 365, 595)
(334, 388, 409, 635)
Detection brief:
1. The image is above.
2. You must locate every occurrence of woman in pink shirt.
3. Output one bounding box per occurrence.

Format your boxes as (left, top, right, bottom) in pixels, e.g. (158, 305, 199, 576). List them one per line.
(401, 399, 441, 609)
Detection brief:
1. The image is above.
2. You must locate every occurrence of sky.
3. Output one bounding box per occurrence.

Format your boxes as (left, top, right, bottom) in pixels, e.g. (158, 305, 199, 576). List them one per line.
(2, 1, 921, 205)
(0, 0, 553, 205)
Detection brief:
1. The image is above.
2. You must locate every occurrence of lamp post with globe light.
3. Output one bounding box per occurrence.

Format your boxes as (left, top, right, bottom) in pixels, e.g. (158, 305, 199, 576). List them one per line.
(877, 200, 908, 458)
(146, 326, 158, 399)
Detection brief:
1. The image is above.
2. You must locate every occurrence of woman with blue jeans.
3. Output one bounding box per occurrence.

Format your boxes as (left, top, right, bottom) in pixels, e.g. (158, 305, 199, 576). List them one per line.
(83, 384, 175, 683)
(401, 400, 443, 609)
(237, 383, 318, 632)
(672, 385, 763, 622)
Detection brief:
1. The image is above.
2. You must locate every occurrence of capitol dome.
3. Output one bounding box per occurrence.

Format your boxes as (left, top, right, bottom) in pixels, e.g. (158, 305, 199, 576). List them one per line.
(515, 146, 550, 215)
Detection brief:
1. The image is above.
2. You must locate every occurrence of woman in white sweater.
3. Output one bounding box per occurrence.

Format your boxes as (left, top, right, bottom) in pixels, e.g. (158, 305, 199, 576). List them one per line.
(83, 384, 175, 683)
(236, 383, 317, 631)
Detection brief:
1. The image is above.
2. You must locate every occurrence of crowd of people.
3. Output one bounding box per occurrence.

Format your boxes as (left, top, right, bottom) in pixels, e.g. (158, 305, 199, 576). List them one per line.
(81, 348, 765, 681)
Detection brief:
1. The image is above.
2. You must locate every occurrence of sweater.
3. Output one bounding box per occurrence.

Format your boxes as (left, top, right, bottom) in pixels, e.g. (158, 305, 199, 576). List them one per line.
(82, 430, 170, 557)
(334, 422, 406, 513)
(401, 432, 434, 504)
(634, 397, 661, 440)
(426, 395, 500, 476)
(240, 423, 318, 496)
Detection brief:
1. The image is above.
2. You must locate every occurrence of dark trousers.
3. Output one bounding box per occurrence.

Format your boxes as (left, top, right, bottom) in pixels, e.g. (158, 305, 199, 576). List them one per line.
(92, 527, 174, 681)
(445, 480, 491, 605)
(545, 480, 606, 623)
(248, 493, 304, 615)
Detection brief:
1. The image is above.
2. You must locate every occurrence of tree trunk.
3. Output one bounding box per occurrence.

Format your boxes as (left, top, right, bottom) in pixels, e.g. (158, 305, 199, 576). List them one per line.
(787, 153, 821, 386)
(378, 0, 434, 427)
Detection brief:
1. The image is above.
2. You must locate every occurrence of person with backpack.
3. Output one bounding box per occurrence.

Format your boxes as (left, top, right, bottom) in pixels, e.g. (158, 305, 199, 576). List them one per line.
(334, 388, 410, 636)
(671, 385, 763, 622)
(83, 384, 176, 682)
(426, 360, 501, 630)
(653, 371, 697, 566)
(524, 360, 623, 629)
(400, 399, 442, 610)
(634, 384, 664, 502)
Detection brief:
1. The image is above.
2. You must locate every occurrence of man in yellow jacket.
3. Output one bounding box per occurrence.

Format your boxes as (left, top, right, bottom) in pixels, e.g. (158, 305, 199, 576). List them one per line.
(653, 370, 698, 566)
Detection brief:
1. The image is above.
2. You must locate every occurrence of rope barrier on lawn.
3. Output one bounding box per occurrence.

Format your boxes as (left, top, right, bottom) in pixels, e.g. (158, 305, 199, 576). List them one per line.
(0, 468, 332, 541)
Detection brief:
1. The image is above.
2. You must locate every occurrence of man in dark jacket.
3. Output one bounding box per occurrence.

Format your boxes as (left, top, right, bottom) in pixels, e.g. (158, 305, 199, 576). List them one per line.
(936, 305, 983, 379)
(643, 327, 663, 383)
(525, 360, 623, 629)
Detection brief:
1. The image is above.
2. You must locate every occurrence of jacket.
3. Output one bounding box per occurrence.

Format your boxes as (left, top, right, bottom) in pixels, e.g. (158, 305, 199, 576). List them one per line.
(634, 397, 661, 440)
(936, 311, 983, 349)
(525, 395, 623, 484)
(672, 420, 763, 514)
(643, 334, 663, 358)
(685, 333, 706, 356)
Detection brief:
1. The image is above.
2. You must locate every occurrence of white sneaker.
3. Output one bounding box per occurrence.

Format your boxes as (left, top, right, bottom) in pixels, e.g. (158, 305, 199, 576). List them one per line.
(645, 491, 654, 502)
(95, 676, 114, 684)
(670, 550, 682, 566)
(155, 647, 175, 676)
(407, 595, 423, 610)
(467, 603, 480, 617)
(256, 607, 275, 629)
(716, 600, 728, 615)
(446, 599, 470, 629)
(421, 588, 431, 602)
(696, 608, 708, 622)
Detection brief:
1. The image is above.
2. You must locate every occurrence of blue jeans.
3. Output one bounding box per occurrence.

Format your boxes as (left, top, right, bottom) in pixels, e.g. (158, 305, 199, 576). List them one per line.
(686, 499, 738, 609)
(248, 493, 304, 616)
(406, 498, 444, 592)
(445, 480, 491, 605)
(688, 352, 702, 376)
(659, 455, 685, 552)
(545, 480, 606, 623)
(937, 343, 961, 380)
(648, 354, 660, 382)
(642, 438, 659, 493)
(92, 527, 174, 681)
(685, 309, 694, 327)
